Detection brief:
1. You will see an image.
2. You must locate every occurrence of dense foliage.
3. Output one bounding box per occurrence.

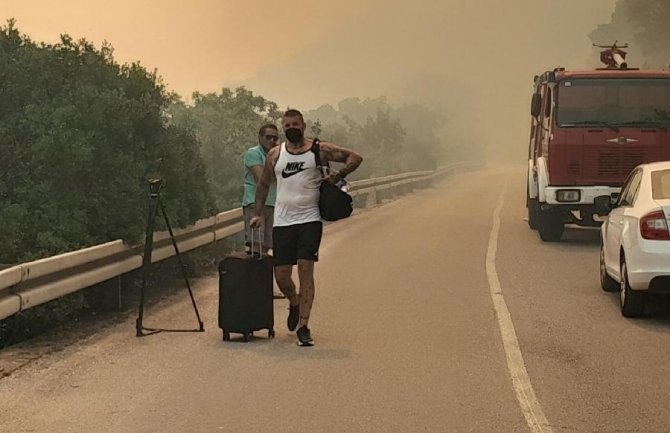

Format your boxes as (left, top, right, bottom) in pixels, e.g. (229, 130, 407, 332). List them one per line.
(0, 21, 457, 348)
(168, 94, 451, 209)
(0, 21, 453, 264)
(590, 1, 670, 68)
(0, 20, 214, 263)
(304, 97, 447, 179)
(167, 88, 281, 210)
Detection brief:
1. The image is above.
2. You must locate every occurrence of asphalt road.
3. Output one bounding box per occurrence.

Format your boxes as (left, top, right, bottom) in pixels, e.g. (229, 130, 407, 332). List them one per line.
(2, 165, 670, 433)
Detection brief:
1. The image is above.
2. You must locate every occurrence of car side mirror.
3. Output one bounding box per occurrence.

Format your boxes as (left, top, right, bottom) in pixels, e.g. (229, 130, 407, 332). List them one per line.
(530, 93, 542, 118)
(594, 194, 617, 214)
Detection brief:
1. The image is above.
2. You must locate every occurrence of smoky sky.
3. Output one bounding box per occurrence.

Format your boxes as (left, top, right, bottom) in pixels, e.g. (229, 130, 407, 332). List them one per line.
(3, 0, 617, 161)
(232, 0, 616, 161)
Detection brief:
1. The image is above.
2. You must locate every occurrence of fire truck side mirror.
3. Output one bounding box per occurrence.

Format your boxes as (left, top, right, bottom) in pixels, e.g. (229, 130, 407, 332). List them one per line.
(594, 195, 616, 213)
(531, 93, 542, 118)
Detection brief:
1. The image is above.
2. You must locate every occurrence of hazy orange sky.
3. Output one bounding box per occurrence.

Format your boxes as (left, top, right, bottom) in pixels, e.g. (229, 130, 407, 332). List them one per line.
(2, 0, 620, 159)
(2, 0, 373, 99)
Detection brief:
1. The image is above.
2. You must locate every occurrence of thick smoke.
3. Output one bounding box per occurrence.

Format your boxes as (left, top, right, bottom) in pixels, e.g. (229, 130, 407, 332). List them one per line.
(234, 0, 615, 162)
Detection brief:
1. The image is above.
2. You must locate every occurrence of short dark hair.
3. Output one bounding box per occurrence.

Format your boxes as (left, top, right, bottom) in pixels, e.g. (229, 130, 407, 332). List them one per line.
(258, 124, 278, 136)
(283, 109, 304, 121)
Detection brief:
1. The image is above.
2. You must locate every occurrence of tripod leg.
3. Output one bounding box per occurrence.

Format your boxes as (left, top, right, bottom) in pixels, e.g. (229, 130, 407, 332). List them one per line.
(136, 195, 160, 337)
(159, 198, 205, 332)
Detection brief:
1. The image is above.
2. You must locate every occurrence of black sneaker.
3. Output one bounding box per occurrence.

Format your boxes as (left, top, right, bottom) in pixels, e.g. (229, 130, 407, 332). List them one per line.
(296, 326, 314, 347)
(287, 304, 299, 331)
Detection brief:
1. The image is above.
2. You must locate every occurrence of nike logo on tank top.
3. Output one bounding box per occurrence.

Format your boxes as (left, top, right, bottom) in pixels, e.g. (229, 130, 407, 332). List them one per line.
(274, 142, 322, 227)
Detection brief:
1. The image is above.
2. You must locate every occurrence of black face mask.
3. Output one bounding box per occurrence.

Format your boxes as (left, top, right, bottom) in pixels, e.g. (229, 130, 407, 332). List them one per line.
(285, 128, 304, 144)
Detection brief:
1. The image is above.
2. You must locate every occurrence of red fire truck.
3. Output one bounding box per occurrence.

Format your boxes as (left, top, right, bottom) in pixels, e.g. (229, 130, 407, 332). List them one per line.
(527, 43, 670, 241)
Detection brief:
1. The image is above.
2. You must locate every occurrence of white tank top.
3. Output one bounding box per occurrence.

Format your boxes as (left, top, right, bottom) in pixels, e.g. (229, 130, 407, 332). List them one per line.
(273, 142, 322, 226)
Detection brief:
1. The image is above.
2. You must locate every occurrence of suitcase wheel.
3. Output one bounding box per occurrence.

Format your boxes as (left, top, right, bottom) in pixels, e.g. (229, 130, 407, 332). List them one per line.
(222, 331, 230, 342)
(268, 329, 275, 338)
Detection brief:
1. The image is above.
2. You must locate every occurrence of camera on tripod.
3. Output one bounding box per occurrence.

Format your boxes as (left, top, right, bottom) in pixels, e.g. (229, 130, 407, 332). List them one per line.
(136, 176, 204, 337)
(148, 178, 164, 197)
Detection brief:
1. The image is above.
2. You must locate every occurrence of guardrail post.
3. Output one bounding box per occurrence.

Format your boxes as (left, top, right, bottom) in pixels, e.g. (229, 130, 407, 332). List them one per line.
(227, 230, 245, 252)
(83, 276, 124, 312)
(365, 189, 378, 208)
(418, 178, 432, 189)
(117, 275, 123, 310)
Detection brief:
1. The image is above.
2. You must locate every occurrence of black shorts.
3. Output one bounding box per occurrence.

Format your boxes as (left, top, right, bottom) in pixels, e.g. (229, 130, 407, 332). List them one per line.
(272, 221, 323, 266)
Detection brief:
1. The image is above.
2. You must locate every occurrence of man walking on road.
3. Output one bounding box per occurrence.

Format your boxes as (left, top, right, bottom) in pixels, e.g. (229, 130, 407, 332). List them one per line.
(251, 109, 363, 346)
(243, 124, 284, 299)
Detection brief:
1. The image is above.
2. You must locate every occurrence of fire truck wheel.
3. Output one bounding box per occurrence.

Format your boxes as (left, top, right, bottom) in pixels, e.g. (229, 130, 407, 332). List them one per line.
(538, 210, 564, 242)
(527, 198, 539, 230)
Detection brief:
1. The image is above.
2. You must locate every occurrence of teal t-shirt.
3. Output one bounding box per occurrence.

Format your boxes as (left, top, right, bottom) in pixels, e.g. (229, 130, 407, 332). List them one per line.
(243, 145, 276, 206)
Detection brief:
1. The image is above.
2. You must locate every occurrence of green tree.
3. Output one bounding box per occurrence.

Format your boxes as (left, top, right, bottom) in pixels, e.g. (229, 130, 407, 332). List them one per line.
(590, 1, 670, 68)
(167, 87, 281, 210)
(304, 96, 449, 178)
(0, 21, 213, 263)
(309, 119, 323, 137)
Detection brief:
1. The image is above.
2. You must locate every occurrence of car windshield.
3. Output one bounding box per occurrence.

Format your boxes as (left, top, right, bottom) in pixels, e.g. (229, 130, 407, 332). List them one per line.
(555, 78, 670, 127)
(651, 169, 670, 199)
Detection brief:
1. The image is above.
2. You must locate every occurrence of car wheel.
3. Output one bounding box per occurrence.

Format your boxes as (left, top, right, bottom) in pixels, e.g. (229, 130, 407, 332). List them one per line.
(600, 245, 618, 292)
(620, 257, 646, 318)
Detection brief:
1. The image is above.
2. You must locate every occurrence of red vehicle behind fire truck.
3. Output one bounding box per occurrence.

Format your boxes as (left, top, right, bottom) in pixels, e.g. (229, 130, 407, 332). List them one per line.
(527, 44, 670, 241)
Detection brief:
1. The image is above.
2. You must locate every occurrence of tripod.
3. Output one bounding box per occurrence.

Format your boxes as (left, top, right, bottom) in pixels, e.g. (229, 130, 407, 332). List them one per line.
(135, 179, 205, 337)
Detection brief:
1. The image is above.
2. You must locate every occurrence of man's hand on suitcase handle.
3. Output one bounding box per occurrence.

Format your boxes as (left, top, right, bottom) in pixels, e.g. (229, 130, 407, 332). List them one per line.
(250, 215, 263, 229)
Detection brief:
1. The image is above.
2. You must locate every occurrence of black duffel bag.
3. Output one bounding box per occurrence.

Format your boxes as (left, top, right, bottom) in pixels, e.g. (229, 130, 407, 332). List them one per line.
(311, 139, 353, 221)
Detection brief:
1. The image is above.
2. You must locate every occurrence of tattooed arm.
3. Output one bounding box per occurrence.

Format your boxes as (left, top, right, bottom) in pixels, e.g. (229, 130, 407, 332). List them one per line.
(319, 141, 363, 183)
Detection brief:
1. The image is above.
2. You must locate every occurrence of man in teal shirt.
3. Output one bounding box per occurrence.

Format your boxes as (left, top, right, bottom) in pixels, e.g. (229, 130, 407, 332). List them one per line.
(243, 124, 278, 254)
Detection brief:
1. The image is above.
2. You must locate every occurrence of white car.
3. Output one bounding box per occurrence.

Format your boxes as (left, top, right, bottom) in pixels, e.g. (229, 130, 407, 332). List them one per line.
(598, 161, 670, 317)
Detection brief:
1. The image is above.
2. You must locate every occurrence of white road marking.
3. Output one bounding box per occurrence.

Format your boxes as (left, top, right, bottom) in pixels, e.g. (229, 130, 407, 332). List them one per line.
(487, 181, 554, 433)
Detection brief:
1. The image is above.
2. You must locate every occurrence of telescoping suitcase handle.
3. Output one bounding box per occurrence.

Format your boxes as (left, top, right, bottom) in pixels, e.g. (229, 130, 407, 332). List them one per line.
(250, 226, 264, 259)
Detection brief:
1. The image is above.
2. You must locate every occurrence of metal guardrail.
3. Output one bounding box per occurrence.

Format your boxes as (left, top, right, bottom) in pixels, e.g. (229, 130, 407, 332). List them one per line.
(0, 162, 477, 321)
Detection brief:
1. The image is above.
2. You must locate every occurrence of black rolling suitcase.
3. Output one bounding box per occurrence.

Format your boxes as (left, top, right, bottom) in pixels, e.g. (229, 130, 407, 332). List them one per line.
(218, 230, 274, 342)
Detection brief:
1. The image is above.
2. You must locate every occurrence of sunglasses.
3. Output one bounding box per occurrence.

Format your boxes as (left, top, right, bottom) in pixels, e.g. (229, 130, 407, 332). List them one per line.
(263, 134, 279, 141)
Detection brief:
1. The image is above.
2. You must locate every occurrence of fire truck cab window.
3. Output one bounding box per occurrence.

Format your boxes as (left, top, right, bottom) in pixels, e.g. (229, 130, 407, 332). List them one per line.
(544, 88, 552, 118)
(555, 78, 670, 126)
